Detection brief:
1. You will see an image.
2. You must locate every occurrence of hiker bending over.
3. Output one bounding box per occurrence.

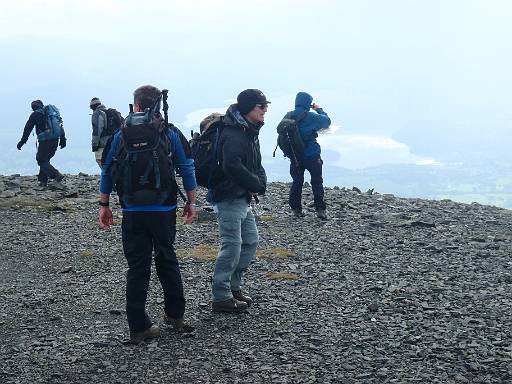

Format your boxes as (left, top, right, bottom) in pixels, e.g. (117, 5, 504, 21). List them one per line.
(207, 89, 268, 313)
(286, 92, 331, 219)
(98, 85, 197, 344)
(17, 100, 66, 187)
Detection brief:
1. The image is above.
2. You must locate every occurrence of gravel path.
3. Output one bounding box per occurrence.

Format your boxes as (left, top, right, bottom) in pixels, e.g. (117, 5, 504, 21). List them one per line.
(0, 174, 511, 383)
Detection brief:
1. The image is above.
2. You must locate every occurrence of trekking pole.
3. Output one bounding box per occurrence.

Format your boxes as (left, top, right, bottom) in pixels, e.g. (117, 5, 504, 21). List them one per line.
(162, 89, 169, 125)
(287, 131, 300, 167)
(162, 88, 187, 203)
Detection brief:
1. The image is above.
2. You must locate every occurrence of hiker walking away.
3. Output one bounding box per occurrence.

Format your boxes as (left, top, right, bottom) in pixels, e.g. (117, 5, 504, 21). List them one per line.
(287, 92, 330, 219)
(208, 89, 268, 313)
(98, 85, 197, 344)
(17, 100, 66, 187)
(90, 97, 123, 168)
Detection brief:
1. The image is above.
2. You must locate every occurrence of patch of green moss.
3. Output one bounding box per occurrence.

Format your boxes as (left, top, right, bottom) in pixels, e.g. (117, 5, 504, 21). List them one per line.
(0, 197, 72, 212)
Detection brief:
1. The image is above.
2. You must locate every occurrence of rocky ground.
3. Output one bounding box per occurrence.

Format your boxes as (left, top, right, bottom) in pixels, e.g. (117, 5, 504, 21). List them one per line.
(0, 174, 511, 384)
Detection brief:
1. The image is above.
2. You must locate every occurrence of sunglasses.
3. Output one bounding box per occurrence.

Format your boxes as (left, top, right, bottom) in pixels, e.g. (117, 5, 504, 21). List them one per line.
(255, 103, 269, 110)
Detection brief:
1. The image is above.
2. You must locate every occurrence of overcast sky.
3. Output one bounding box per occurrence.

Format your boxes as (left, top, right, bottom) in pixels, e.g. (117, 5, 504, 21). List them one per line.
(1, 0, 511, 175)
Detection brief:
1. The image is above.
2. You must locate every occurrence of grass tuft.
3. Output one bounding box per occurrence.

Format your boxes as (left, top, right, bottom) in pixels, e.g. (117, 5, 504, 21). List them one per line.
(176, 244, 218, 261)
(266, 272, 299, 281)
(257, 247, 295, 260)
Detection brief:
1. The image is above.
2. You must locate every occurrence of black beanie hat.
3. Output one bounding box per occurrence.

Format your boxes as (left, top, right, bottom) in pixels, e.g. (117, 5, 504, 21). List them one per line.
(31, 100, 43, 111)
(236, 89, 270, 115)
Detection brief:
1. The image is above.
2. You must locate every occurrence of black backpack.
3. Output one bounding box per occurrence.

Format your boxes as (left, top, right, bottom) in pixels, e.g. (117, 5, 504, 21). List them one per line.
(274, 111, 308, 165)
(111, 109, 176, 206)
(102, 108, 124, 138)
(190, 113, 224, 188)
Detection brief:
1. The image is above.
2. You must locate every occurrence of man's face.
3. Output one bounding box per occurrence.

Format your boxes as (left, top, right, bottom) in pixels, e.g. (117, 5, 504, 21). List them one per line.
(245, 103, 268, 124)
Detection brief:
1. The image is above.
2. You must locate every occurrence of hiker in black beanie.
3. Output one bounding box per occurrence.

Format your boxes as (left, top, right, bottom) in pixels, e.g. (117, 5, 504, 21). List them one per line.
(208, 89, 269, 313)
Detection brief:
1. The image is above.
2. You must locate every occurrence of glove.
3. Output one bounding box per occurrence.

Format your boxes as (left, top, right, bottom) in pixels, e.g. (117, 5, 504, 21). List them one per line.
(59, 137, 67, 149)
(17, 141, 24, 150)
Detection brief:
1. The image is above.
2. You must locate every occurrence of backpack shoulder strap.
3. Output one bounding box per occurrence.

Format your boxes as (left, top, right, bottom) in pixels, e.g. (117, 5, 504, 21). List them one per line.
(295, 111, 308, 123)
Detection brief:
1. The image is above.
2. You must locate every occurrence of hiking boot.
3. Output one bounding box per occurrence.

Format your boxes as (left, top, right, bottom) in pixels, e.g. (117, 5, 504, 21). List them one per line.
(163, 315, 195, 333)
(292, 208, 305, 218)
(212, 298, 248, 313)
(55, 174, 65, 182)
(38, 181, 48, 188)
(316, 209, 327, 220)
(129, 324, 160, 344)
(232, 290, 253, 307)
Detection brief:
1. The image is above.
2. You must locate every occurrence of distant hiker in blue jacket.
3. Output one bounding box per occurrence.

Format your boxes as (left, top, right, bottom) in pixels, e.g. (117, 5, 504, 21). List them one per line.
(17, 100, 66, 187)
(287, 92, 331, 219)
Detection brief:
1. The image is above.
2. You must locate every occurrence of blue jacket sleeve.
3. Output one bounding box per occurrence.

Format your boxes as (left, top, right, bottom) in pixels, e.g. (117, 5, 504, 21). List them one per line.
(312, 108, 331, 131)
(99, 132, 121, 194)
(168, 130, 197, 192)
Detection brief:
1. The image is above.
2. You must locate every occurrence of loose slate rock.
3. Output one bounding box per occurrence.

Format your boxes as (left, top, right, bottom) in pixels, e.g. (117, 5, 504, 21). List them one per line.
(0, 174, 511, 384)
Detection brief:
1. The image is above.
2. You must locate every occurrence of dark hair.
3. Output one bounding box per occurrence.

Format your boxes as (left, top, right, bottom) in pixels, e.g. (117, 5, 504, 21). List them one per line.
(31, 100, 44, 111)
(133, 85, 161, 110)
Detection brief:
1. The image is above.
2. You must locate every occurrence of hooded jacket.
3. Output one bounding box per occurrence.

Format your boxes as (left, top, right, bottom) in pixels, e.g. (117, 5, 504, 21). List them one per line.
(288, 92, 331, 157)
(210, 104, 267, 203)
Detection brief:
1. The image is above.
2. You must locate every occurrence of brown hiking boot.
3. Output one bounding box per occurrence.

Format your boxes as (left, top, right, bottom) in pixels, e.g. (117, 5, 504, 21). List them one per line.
(232, 290, 253, 307)
(129, 324, 160, 344)
(212, 298, 248, 313)
(316, 209, 327, 220)
(163, 315, 195, 333)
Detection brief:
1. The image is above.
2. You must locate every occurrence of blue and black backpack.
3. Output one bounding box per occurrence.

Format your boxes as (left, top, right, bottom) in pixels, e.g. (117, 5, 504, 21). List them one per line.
(37, 105, 63, 142)
(111, 107, 177, 207)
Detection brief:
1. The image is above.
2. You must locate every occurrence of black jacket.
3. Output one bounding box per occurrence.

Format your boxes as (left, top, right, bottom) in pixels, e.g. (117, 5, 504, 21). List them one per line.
(20, 111, 46, 144)
(211, 104, 267, 203)
(20, 109, 66, 144)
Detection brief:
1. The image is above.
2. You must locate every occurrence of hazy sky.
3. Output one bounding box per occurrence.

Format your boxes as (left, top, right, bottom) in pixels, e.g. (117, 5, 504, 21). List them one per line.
(1, 0, 511, 175)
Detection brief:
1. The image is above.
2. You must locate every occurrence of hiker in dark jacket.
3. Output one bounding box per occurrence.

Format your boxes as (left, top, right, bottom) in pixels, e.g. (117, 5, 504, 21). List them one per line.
(287, 92, 331, 219)
(99, 85, 197, 344)
(17, 100, 66, 187)
(90, 97, 108, 167)
(208, 89, 268, 313)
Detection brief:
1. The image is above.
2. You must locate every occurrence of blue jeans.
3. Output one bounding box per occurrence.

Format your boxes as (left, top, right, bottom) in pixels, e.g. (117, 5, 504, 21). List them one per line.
(212, 197, 259, 302)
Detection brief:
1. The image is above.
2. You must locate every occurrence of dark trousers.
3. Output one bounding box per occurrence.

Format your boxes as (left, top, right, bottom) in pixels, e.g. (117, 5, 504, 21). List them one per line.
(289, 155, 326, 211)
(121, 210, 185, 333)
(36, 139, 62, 184)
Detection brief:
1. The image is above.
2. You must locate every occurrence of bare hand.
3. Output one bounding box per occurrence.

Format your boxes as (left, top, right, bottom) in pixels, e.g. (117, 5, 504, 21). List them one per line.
(311, 103, 320, 110)
(99, 206, 114, 230)
(182, 203, 197, 224)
